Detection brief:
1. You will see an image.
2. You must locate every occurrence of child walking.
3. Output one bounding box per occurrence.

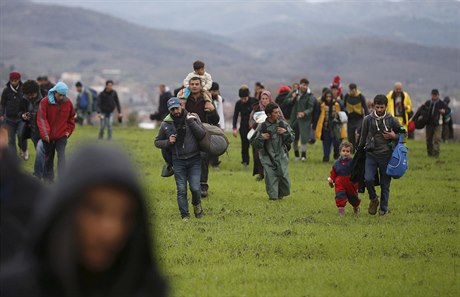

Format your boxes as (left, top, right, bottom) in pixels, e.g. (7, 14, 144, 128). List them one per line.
(327, 141, 361, 216)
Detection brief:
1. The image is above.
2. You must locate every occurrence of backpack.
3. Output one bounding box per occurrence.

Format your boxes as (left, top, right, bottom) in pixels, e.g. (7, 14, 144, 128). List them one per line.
(386, 134, 408, 179)
(199, 123, 229, 156)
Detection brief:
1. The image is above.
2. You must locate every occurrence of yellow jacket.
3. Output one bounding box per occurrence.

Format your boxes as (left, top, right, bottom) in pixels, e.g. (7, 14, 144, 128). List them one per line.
(386, 91, 412, 126)
(315, 102, 347, 140)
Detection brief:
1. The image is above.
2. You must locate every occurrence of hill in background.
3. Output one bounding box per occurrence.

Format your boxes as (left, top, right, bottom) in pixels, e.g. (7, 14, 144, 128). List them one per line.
(2, 0, 459, 109)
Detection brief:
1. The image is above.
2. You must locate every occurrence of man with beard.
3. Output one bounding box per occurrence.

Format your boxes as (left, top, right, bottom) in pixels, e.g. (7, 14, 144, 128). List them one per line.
(185, 77, 220, 197)
(357, 95, 404, 216)
(155, 97, 206, 221)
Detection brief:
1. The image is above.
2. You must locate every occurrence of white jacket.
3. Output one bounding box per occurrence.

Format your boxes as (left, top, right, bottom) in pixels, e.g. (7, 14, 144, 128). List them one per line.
(183, 71, 213, 91)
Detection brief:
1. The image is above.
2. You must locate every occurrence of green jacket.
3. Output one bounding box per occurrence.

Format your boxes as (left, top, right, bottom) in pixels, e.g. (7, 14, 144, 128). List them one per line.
(285, 90, 315, 142)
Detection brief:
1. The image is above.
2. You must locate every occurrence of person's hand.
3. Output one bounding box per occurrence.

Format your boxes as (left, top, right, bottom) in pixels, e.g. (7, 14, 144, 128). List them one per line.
(22, 112, 30, 121)
(383, 129, 396, 140)
(439, 108, 446, 115)
(297, 112, 305, 118)
(65, 132, 69, 138)
(232, 128, 238, 138)
(43, 135, 50, 143)
(276, 127, 286, 134)
(98, 113, 104, 119)
(327, 177, 334, 188)
(186, 113, 197, 123)
(168, 134, 176, 144)
(262, 132, 271, 140)
(292, 91, 298, 98)
(204, 101, 215, 112)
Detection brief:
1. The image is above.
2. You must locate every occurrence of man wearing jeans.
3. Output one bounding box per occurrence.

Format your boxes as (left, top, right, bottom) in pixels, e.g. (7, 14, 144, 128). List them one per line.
(357, 95, 403, 216)
(97, 80, 122, 140)
(37, 82, 75, 182)
(155, 97, 206, 221)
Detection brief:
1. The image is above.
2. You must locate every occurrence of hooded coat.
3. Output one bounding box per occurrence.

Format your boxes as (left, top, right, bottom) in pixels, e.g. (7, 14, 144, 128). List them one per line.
(285, 89, 315, 143)
(0, 145, 168, 297)
(251, 119, 295, 199)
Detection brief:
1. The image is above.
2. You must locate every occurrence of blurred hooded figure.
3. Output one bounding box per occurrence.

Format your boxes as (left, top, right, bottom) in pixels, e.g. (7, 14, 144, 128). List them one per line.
(0, 144, 168, 297)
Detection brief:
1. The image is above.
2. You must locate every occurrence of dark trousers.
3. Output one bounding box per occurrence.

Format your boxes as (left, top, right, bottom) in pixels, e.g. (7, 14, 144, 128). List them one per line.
(200, 151, 209, 191)
(252, 145, 264, 177)
(426, 124, 442, 157)
(240, 127, 250, 164)
(322, 129, 341, 161)
(347, 118, 363, 149)
(5, 118, 27, 154)
(43, 137, 67, 181)
(364, 153, 392, 213)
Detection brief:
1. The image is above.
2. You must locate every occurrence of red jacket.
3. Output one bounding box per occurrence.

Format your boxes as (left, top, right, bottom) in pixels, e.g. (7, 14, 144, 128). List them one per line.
(37, 96, 75, 141)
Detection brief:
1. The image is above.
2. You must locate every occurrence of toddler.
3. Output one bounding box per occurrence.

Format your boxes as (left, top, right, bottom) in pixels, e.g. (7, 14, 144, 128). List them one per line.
(327, 141, 360, 216)
(182, 60, 214, 111)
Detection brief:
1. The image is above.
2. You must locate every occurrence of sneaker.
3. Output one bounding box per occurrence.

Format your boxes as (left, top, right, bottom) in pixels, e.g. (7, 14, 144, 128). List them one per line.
(201, 190, 208, 198)
(181, 215, 190, 222)
(241, 162, 248, 169)
(368, 198, 379, 215)
(353, 206, 360, 215)
(301, 157, 306, 162)
(255, 175, 264, 181)
(295, 157, 300, 161)
(193, 203, 203, 218)
(338, 207, 345, 216)
(269, 197, 278, 201)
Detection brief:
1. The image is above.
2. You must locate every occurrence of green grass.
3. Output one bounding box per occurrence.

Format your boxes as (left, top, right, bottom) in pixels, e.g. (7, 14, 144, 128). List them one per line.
(21, 125, 460, 297)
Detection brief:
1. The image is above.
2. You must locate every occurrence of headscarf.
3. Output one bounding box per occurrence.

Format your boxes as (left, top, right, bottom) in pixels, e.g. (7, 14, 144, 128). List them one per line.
(47, 82, 69, 104)
(259, 90, 272, 111)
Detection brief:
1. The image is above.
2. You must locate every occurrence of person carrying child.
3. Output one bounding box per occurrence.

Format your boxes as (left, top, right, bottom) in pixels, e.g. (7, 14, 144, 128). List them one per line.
(327, 141, 361, 216)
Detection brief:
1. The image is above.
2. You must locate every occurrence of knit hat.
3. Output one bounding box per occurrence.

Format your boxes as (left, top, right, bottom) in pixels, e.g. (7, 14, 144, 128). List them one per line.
(9, 71, 21, 81)
(48, 82, 69, 104)
(210, 82, 219, 91)
(277, 85, 291, 94)
(239, 87, 250, 98)
(333, 75, 340, 84)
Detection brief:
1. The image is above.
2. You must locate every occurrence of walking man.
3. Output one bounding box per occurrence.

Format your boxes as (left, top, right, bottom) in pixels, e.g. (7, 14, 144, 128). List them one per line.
(97, 80, 122, 140)
(75, 81, 94, 125)
(424, 89, 446, 157)
(37, 82, 75, 182)
(155, 97, 206, 220)
(357, 95, 404, 216)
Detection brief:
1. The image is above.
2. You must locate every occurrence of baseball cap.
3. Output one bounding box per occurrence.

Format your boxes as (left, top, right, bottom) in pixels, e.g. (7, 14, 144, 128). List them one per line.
(167, 97, 181, 110)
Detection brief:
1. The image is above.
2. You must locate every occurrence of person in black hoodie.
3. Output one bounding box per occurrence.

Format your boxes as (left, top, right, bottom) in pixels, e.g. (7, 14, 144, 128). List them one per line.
(0, 71, 26, 157)
(0, 144, 168, 297)
(0, 122, 44, 263)
(97, 80, 122, 140)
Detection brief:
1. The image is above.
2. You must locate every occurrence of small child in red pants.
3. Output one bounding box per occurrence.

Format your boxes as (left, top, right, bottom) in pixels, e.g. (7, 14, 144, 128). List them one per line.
(328, 141, 360, 216)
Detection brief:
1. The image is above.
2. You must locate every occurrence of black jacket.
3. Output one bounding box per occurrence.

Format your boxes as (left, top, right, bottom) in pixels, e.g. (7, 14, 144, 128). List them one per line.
(97, 89, 121, 113)
(1, 82, 23, 119)
(0, 145, 168, 297)
(424, 99, 447, 126)
(19, 93, 44, 141)
(233, 97, 256, 130)
(185, 94, 220, 125)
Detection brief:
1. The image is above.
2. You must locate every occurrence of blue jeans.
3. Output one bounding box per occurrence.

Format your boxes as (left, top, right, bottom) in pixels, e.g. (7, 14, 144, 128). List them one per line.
(322, 128, 341, 161)
(4, 118, 27, 154)
(33, 138, 45, 178)
(365, 153, 392, 212)
(172, 155, 202, 217)
(43, 137, 68, 182)
(99, 112, 114, 140)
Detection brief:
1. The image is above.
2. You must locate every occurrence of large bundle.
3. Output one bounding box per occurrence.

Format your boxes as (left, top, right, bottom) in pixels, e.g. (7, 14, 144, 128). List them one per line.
(199, 123, 229, 156)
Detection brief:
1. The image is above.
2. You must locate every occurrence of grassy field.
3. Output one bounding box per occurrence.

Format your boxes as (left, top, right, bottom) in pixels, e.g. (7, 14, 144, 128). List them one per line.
(21, 125, 459, 297)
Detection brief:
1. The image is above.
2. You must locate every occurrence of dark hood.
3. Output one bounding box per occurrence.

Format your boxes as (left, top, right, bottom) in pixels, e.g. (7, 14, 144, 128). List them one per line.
(27, 144, 167, 297)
